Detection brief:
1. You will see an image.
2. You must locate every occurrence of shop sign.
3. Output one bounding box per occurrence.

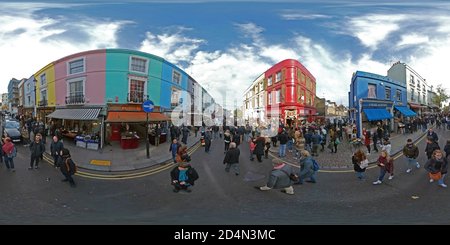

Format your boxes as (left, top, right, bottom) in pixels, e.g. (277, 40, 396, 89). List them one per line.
(285, 110, 297, 118)
(361, 103, 389, 107)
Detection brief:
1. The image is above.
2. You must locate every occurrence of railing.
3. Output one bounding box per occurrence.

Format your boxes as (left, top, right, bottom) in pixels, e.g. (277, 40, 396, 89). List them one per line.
(171, 102, 179, 107)
(127, 92, 148, 103)
(66, 94, 85, 105)
(38, 100, 47, 107)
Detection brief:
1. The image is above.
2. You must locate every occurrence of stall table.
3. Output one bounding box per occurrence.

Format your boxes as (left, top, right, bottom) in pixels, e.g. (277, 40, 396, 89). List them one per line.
(149, 133, 167, 145)
(120, 137, 139, 149)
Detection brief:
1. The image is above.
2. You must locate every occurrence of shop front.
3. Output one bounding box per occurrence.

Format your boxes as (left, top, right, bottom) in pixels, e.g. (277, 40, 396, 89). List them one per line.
(105, 104, 171, 149)
(46, 107, 104, 150)
(357, 100, 394, 138)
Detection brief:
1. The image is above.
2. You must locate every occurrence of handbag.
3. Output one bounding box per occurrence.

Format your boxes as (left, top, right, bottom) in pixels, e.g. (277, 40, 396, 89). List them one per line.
(360, 159, 369, 169)
(429, 172, 442, 180)
(281, 169, 299, 183)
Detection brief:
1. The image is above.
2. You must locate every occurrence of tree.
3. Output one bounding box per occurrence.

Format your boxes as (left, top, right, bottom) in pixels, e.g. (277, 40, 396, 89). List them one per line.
(430, 84, 450, 108)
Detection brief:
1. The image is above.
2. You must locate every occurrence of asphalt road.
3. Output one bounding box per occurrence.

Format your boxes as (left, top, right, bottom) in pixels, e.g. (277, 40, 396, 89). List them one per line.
(1, 128, 450, 225)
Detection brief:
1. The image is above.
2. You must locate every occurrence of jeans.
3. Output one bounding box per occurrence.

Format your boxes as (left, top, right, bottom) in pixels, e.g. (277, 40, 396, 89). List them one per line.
(312, 144, 319, 156)
(305, 143, 311, 150)
(279, 144, 286, 157)
(288, 140, 294, 151)
(30, 154, 40, 168)
(295, 150, 300, 158)
(296, 175, 316, 183)
(439, 174, 446, 185)
(63, 173, 75, 184)
(53, 155, 61, 167)
(225, 163, 239, 174)
(378, 169, 391, 181)
(250, 150, 254, 160)
(172, 153, 177, 164)
(4, 157, 14, 169)
(405, 157, 418, 169)
(357, 172, 365, 179)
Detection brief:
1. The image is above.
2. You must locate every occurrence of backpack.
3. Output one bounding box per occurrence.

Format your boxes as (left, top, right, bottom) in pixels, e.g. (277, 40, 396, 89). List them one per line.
(7, 145, 17, 158)
(65, 157, 78, 174)
(312, 159, 319, 171)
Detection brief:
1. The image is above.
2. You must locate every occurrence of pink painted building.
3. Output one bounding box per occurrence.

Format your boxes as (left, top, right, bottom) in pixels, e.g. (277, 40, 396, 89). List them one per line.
(48, 49, 107, 149)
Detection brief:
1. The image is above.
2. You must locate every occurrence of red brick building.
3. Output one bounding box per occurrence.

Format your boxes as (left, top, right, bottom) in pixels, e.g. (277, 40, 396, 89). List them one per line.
(265, 59, 317, 125)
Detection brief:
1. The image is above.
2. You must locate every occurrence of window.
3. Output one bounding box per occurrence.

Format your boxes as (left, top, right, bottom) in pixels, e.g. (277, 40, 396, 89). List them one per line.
(411, 89, 414, 100)
(410, 75, 414, 84)
(67, 58, 85, 75)
(418, 92, 421, 103)
(269, 91, 272, 105)
(385, 87, 391, 100)
(396, 90, 401, 101)
(27, 95, 30, 106)
(27, 83, 30, 92)
(276, 89, 281, 103)
(276, 71, 281, 82)
(129, 80, 145, 103)
(172, 70, 182, 85)
(171, 87, 182, 107)
(40, 73, 47, 86)
(368, 84, 376, 98)
(268, 76, 272, 86)
(129, 56, 148, 74)
(301, 90, 305, 104)
(259, 95, 263, 106)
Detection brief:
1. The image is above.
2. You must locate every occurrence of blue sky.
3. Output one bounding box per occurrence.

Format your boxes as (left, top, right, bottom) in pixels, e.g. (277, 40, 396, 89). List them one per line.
(2, 0, 450, 109)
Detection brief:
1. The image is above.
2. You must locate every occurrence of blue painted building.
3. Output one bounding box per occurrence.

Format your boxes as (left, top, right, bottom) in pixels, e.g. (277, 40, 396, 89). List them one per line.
(23, 75, 37, 117)
(348, 71, 415, 138)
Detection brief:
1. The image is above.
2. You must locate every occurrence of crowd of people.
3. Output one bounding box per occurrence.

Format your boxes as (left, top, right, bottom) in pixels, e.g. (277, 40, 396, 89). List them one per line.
(1, 113, 77, 188)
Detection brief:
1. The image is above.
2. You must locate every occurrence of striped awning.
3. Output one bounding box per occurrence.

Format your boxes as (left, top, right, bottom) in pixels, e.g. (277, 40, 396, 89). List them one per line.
(46, 108, 101, 120)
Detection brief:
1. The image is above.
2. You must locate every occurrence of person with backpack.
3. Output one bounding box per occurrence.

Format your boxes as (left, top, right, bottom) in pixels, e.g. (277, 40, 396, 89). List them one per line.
(60, 148, 77, 188)
(29, 133, 45, 170)
(2, 137, 17, 171)
(50, 136, 64, 169)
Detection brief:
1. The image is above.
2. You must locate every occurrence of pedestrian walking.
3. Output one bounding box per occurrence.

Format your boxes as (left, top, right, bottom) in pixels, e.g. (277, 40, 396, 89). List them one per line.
(424, 150, 448, 187)
(29, 133, 45, 170)
(264, 137, 271, 159)
(255, 136, 266, 162)
(181, 126, 189, 144)
(170, 159, 199, 193)
(154, 125, 161, 146)
(427, 128, 438, 143)
(311, 130, 321, 157)
(352, 149, 367, 180)
(254, 158, 296, 195)
(278, 129, 288, 158)
(425, 136, 440, 160)
(373, 150, 394, 184)
(329, 134, 338, 154)
(204, 128, 212, 154)
(288, 128, 294, 152)
(380, 137, 391, 155)
(362, 128, 371, 155)
(2, 137, 17, 171)
(304, 129, 312, 151)
(223, 130, 231, 154)
(250, 138, 256, 161)
(293, 150, 316, 184)
(444, 139, 450, 159)
(372, 129, 379, 153)
(60, 148, 77, 188)
(50, 136, 64, 169)
(403, 138, 420, 173)
(293, 131, 305, 160)
(169, 139, 181, 164)
(223, 142, 240, 175)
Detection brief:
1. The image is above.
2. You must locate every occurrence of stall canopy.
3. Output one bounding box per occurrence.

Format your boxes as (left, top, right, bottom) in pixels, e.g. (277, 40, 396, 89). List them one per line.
(46, 108, 101, 120)
(106, 111, 171, 122)
(395, 106, 417, 117)
(362, 108, 393, 121)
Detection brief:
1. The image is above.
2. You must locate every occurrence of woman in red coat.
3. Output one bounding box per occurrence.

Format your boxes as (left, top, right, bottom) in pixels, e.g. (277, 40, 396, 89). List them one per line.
(362, 128, 371, 155)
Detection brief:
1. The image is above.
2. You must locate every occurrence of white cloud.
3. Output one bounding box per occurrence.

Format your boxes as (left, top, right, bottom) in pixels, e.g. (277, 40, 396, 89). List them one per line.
(397, 33, 429, 47)
(0, 3, 130, 94)
(281, 13, 332, 20)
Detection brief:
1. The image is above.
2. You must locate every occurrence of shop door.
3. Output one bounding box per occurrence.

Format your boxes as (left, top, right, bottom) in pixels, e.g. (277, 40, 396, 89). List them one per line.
(110, 123, 121, 141)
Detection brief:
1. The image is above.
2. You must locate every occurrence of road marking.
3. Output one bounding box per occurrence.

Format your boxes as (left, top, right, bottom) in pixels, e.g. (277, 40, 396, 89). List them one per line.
(90, 160, 111, 166)
(42, 142, 201, 180)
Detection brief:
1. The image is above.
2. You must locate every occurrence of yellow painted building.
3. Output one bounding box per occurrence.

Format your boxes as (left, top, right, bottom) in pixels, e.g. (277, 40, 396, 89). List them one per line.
(34, 62, 56, 123)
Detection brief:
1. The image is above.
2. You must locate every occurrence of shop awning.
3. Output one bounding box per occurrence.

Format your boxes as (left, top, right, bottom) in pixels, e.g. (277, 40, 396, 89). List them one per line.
(395, 106, 417, 117)
(106, 111, 171, 122)
(46, 108, 101, 120)
(408, 103, 423, 109)
(362, 108, 393, 121)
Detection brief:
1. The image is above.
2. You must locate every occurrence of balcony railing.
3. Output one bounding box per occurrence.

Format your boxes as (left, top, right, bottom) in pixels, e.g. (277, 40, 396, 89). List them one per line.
(38, 100, 47, 107)
(66, 94, 85, 105)
(127, 92, 148, 103)
(171, 102, 179, 107)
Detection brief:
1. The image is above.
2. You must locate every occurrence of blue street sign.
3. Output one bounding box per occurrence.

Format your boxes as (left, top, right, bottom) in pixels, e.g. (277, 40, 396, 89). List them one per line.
(143, 100, 154, 113)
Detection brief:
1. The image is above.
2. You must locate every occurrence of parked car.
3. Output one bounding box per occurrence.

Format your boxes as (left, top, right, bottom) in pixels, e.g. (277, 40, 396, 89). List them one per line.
(3, 120, 22, 143)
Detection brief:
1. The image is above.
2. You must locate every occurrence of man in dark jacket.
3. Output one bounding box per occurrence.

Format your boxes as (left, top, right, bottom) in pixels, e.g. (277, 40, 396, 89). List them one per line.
(181, 126, 189, 144)
(403, 139, 420, 173)
(427, 128, 438, 143)
(223, 142, 240, 175)
(204, 128, 212, 154)
(311, 130, 322, 157)
(304, 130, 312, 150)
(60, 148, 76, 188)
(29, 133, 45, 170)
(278, 130, 288, 158)
(170, 161, 199, 193)
(425, 136, 440, 160)
(50, 136, 64, 169)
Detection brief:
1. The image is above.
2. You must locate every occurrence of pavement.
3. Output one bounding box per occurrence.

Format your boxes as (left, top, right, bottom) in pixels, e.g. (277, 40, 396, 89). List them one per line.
(39, 131, 202, 172)
(268, 125, 437, 169)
